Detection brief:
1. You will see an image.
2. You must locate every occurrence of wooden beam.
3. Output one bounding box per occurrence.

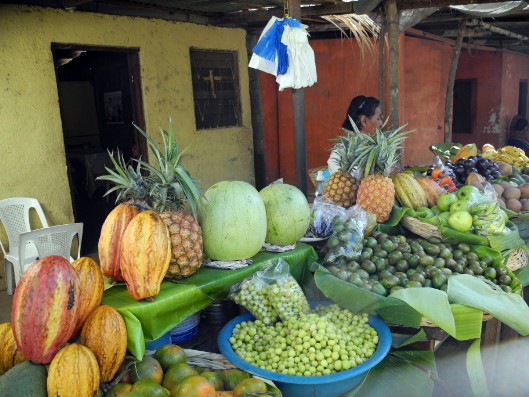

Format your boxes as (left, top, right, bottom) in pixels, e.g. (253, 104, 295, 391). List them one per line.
(444, 19, 466, 143)
(63, 0, 94, 8)
(398, 0, 512, 10)
(213, 3, 354, 26)
(386, 0, 400, 129)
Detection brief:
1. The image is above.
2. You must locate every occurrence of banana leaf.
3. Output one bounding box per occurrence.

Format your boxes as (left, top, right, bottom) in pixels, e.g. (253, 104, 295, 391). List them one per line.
(314, 265, 483, 340)
(447, 274, 529, 335)
(347, 351, 435, 397)
(466, 339, 490, 397)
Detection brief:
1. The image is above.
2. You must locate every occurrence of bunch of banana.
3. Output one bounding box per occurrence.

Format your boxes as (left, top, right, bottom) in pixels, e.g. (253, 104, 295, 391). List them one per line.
(471, 202, 506, 235)
(482, 145, 529, 168)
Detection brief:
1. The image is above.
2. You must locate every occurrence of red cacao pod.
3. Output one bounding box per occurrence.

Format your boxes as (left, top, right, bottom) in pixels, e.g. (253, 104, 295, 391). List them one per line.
(80, 305, 127, 382)
(71, 256, 105, 337)
(11, 255, 80, 364)
(120, 210, 171, 301)
(98, 203, 139, 283)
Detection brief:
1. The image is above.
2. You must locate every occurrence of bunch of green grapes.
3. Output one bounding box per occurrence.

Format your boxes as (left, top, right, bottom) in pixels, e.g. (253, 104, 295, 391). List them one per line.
(231, 279, 278, 325)
(229, 304, 378, 377)
(268, 275, 310, 321)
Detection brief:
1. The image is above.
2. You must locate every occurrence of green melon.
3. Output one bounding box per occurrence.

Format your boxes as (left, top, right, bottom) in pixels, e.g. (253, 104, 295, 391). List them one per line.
(259, 183, 310, 245)
(199, 181, 267, 260)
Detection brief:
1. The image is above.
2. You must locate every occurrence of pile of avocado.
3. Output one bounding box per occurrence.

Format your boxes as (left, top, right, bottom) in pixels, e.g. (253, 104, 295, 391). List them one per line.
(325, 231, 512, 296)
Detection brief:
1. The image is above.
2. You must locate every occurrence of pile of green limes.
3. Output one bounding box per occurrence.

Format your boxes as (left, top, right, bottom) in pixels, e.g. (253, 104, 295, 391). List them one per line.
(326, 232, 513, 296)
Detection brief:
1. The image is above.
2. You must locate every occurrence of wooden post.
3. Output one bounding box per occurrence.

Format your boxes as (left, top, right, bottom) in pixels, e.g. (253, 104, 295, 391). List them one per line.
(444, 19, 466, 143)
(385, 0, 399, 130)
(378, 11, 386, 112)
(290, 0, 308, 195)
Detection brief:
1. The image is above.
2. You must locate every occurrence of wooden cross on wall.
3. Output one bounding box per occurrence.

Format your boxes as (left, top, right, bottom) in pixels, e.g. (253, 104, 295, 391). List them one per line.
(203, 69, 223, 98)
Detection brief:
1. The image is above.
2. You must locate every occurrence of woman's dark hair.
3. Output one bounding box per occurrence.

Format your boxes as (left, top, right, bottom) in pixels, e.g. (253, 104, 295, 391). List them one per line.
(342, 95, 380, 130)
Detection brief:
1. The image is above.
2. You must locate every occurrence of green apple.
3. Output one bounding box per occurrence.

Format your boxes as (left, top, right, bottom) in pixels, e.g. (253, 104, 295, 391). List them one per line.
(437, 193, 457, 212)
(450, 199, 472, 213)
(457, 185, 481, 200)
(448, 210, 473, 232)
(438, 211, 451, 226)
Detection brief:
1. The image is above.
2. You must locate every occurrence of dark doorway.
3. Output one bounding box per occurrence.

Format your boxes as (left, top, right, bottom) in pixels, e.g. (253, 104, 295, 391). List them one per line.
(52, 45, 146, 255)
(452, 79, 475, 134)
(519, 80, 528, 118)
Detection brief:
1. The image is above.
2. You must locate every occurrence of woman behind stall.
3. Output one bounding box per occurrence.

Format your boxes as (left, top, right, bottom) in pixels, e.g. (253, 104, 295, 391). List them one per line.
(328, 95, 383, 173)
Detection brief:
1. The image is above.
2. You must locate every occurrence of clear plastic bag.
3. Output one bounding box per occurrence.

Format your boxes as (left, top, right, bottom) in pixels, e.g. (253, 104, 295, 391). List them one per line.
(229, 275, 278, 325)
(264, 259, 310, 321)
(305, 196, 345, 238)
(323, 205, 368, 265)
(229, 259, 310, 324)
(468, 183, 507, 235)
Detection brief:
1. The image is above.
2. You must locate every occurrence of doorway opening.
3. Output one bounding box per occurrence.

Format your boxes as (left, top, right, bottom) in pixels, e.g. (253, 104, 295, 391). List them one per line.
(52, 45, 146, 255)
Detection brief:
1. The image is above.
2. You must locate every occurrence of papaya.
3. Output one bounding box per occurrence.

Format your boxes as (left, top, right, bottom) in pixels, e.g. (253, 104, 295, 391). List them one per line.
(0, 361, 47, 396)
(452, 143, 477, 163)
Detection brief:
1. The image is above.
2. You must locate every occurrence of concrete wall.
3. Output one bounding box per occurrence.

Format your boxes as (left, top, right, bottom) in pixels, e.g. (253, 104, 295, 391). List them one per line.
(0, 5, 252, 288)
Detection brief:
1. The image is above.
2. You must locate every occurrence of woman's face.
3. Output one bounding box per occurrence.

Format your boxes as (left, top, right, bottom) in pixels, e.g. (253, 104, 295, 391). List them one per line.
(360, 106, 383, 134)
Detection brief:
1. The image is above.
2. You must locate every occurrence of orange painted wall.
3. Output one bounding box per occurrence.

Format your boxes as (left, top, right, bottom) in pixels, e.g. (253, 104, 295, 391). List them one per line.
(501, 52, 529, 140)
(260, 34, 529, 187)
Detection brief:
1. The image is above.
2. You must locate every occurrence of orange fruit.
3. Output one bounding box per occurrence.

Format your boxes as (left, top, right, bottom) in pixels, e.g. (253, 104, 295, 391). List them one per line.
(154, 344, 187, 371)
(170, 375, 216, 397)
(129, 356, 164, 384)
(105, 383, 133, 396)
(233, 378, 268, 397)
(200, 371, 224, 390)
(131, 379, 170, 397)
(162, 362, 198, 390)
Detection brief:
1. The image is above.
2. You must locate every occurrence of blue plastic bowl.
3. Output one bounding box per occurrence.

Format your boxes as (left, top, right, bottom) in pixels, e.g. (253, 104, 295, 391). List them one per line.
(218, 304, 391, 397)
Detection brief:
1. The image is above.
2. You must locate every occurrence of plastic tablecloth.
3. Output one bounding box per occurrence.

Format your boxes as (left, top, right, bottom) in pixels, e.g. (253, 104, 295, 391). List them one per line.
(102, 243, 318, 359)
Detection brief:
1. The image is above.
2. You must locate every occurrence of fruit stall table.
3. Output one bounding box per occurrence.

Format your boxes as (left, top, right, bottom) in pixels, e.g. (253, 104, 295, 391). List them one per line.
(102, 242, 318, 359)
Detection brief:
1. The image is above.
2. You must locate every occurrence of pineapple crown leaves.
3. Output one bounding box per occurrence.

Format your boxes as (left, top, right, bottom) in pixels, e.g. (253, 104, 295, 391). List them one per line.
(348, 120, 414, 178)
(132, 120, 205, 218)
(96, 150, 150, 206)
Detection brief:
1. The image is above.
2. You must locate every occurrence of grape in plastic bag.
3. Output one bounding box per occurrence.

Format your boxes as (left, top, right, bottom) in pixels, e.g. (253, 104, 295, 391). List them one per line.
(323, 205, 369, 266)
(305, 196, 345, 238)
(229, 276, 278, 325)
(265, 260, 310, 321)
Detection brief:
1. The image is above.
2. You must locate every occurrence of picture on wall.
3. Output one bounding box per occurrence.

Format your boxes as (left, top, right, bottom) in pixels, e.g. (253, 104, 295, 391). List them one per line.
(104, 90, 124, 124)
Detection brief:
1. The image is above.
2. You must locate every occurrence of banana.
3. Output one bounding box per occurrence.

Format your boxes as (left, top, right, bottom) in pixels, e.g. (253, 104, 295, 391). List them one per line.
(497, 155, 514, 165)
(502, 146, 524, 156)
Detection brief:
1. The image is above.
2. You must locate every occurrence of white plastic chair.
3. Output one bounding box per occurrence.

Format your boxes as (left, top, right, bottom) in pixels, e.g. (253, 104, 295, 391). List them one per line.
(17, 223, 83, 287)
(0, 198, 49, 295)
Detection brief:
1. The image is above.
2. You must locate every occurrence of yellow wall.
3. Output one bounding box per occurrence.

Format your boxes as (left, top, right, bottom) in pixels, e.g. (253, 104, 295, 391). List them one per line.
(0, 5, 253, 287)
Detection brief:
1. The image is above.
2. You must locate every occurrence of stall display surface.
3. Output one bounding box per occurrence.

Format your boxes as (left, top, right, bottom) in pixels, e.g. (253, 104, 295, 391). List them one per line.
(102, 242, 318, 359)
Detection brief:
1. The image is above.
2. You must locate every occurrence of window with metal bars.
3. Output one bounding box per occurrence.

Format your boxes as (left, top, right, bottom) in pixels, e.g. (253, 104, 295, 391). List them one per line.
(190, 48, 241, 130)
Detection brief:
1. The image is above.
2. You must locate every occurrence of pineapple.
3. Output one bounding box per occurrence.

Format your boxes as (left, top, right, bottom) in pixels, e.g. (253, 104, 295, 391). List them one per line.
(323, 129, 359, 208)
(99, 120, 205, 279)
(352, 125, 411, 223)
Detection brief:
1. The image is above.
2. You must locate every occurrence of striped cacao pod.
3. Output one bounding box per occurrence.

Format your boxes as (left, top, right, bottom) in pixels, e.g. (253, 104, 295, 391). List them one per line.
(392, 173, 428, 210)
(71, 257, 105, 337)
(98, 203, 139, 283)
(0, 322, 25, 374)
(415, 177, 445, 207)
(80, 305, 127, 382)
(120, 210, 171, 301)
(11, 256, 80, 364)
(47, 343, 100, 397)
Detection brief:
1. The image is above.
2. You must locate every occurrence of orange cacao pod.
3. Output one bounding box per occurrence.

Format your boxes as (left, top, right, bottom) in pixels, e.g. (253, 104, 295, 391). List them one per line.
(11, 256, 80, 364)
(47, 343, 100, 397)
(80, 305, 127, 382)
(98, 203, 139, 282)
(120, 210, 171, 301)
(71, 257, 105, 337)
(0, 322, 25, 374)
